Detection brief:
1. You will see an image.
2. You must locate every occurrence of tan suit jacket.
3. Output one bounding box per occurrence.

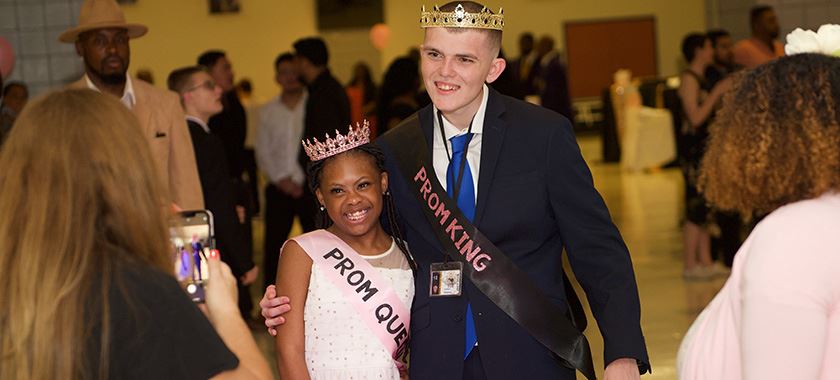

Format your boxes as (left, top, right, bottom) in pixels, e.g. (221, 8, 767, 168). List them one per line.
(70, 77, 204, 209)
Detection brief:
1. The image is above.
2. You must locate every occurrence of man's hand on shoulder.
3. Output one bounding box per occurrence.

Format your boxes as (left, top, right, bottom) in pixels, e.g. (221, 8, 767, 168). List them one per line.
(259, 285, 291, 336)
(604, 358, 641, 380)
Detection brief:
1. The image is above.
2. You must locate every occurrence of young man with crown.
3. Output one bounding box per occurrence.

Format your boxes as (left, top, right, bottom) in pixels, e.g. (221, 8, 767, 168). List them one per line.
(262, 2, 649, 379)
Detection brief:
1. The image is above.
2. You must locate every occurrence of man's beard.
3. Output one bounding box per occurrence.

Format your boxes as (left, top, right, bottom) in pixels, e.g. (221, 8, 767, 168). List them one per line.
(86, 59, 127, 86)
(98, 72, 127, 85)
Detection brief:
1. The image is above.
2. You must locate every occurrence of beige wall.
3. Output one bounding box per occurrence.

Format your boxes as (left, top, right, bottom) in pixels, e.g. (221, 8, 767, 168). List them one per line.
(121, 0, 318, 102)
(384, 0, 707, 81)
(120, 0, 705, 100)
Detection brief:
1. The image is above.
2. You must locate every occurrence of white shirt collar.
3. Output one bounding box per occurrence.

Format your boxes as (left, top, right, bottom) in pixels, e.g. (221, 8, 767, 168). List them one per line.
(185, 115, 211, 133)
(84, 73, 136, 109)
(433, 84, 489, 140)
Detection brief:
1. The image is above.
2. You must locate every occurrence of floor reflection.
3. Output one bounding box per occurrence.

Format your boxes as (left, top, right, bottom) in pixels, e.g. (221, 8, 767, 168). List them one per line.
(575, 135, 726, 379)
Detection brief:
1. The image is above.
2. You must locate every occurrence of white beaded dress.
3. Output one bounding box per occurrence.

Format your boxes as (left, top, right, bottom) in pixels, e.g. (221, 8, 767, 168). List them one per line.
(302, 238, 414, 380)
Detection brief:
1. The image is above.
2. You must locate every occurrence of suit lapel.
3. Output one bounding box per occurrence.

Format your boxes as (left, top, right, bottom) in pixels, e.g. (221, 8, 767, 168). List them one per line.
(418, 105, 436, 161)
(474, 88, 506, 226)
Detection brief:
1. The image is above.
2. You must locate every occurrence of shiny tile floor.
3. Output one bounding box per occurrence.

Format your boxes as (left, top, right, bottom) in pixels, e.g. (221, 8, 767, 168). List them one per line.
(246, 134, 728, 379)
(573, 135, 726, 379)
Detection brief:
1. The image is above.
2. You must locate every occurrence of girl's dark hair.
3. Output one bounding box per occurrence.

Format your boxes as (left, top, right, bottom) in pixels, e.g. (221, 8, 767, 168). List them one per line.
(307, 144, 416, 271)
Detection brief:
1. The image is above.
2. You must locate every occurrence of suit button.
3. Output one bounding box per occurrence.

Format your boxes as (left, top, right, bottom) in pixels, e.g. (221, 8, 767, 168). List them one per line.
(478, 312, 482, 317)
(453, 314, 463, 322)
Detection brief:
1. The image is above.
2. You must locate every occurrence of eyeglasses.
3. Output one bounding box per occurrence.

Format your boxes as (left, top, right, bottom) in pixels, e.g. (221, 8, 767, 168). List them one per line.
(185, 80, 217, 92)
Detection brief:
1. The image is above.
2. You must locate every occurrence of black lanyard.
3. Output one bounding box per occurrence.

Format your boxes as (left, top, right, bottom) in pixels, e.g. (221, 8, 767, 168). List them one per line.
(437, 110, 474, 203)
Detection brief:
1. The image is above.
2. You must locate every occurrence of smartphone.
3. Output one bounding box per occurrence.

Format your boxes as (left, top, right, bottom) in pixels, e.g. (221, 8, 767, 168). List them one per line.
(170, 210, 215, 303)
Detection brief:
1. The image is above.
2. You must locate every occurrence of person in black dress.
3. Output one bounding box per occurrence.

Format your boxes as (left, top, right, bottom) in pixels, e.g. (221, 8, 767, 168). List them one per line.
(678, 33, 732, 280)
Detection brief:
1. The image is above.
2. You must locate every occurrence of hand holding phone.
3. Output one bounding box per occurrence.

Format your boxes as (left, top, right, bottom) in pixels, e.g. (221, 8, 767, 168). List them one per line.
(170, 210, 214, 303)
(204, 249, 240, 321)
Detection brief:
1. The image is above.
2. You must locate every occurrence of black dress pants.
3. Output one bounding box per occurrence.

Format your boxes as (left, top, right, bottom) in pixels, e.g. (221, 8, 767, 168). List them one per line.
(262, 184, 317, 288)
(242, 148, 260, 214)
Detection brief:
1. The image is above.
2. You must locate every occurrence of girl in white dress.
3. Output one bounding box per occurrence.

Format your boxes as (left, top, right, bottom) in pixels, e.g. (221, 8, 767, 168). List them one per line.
(273, 123, 415, 380)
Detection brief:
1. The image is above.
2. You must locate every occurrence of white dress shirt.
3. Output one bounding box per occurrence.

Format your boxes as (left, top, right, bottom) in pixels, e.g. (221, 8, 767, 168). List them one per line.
(255, 92, 307, 186)
(85, 74, 136, 110)
(432, 84, 489, 203)
(185, 115, 211, 133)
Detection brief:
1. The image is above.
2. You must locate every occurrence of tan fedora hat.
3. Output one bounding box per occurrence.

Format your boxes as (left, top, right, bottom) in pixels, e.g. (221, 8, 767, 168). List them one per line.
(58, 0, 148, 43)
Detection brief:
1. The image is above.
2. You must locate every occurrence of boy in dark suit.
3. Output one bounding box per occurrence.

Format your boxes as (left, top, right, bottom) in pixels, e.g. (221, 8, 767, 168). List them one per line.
(168, 66, 258, 319)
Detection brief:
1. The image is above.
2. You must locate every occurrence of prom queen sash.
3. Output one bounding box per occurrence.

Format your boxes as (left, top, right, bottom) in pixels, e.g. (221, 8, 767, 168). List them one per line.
(291, 230, 410, 371)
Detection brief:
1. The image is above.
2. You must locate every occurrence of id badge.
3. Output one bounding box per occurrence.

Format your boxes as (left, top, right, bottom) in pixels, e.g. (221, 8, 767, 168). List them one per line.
(430, 261, 463, 297)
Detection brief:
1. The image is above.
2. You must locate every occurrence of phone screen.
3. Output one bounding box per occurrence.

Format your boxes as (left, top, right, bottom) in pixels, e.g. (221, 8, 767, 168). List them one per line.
(170, 210, 214, 302)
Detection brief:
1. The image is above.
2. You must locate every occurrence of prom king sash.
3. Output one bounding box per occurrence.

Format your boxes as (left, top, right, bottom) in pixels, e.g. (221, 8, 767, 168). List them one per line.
(291, 230, 411, 371)
(383, 114, 596, 380)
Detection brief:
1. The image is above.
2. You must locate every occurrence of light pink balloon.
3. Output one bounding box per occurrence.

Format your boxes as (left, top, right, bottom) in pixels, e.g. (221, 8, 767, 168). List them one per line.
(369, 23, 391, 51)
(0, 36, 14, 78)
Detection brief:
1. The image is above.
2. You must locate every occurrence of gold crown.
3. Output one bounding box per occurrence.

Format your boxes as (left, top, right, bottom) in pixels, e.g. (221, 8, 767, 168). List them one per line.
(420, 4, 504, 31)
(302, 120, 371, 162)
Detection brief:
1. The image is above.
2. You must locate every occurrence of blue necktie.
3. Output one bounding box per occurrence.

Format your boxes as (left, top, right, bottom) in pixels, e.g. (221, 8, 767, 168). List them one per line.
(446, 133, 477, 358)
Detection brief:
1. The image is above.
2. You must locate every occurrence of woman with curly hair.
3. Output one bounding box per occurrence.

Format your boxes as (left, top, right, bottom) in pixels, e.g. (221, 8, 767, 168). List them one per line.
(677, 53, 840, 379)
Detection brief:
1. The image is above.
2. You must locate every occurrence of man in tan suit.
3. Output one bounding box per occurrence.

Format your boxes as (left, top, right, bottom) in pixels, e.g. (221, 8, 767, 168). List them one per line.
(60, 0, 203, 209)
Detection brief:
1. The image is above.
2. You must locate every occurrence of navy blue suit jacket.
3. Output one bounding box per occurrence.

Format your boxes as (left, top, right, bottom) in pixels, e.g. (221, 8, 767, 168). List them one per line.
(378, 88, 649, 380)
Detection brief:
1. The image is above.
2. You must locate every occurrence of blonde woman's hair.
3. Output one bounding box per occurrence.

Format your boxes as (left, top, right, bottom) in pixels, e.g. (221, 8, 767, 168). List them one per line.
(0, 89, 172, 379)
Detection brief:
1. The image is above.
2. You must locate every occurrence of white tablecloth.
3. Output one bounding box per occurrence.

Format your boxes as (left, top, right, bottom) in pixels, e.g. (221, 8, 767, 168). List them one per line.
(620, 106, 676, 171)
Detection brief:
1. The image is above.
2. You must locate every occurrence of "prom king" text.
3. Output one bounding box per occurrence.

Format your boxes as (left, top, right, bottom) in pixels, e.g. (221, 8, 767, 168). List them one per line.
(413, 166, 492, 272)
